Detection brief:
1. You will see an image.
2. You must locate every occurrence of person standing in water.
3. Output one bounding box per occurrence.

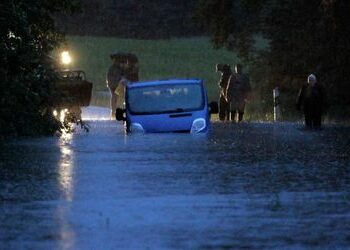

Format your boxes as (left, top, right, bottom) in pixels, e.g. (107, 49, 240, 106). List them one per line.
(296, 74, 327, 129)
(216, 63, 232, 121)
(106, 54, 127, 119)
(226, 64, 251, 122)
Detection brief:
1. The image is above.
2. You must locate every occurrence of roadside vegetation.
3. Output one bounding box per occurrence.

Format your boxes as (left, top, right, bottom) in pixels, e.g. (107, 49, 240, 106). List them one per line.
(195, 0, 350, 122)
(0, 0, 78, 137)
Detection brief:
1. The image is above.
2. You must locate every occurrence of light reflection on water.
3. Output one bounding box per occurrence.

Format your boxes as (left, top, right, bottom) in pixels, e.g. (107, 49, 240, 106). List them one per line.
(56, 132, 76, 249)
(58, 132, 74, 201)
(55, 204, 76, 250)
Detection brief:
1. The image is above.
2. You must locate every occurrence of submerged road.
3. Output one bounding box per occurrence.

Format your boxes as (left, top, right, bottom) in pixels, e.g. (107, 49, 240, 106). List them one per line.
(0, 107, 350, 249)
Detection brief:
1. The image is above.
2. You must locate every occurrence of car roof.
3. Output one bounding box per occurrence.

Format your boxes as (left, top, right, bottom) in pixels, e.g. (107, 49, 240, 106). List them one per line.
(127, 79, 203, 89)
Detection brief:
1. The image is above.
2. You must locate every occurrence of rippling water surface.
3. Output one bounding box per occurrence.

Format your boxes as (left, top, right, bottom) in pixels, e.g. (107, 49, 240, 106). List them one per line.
(0, 107, 349, 249)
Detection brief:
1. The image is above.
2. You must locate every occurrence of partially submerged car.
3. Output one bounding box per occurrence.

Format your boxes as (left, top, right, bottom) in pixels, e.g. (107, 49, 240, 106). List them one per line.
(116, 79, 218, 133)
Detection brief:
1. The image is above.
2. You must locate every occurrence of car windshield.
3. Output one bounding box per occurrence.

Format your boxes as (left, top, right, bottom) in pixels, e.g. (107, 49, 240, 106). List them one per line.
(127, 83, 204, 114)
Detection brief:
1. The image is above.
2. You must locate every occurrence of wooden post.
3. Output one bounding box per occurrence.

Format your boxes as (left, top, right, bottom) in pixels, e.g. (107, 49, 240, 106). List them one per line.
(273, 87, 282, 121)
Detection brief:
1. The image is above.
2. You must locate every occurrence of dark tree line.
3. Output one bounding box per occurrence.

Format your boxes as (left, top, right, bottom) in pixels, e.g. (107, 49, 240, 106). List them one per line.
(55, 0, 203, 39)
(195, 0, 350, 117)
(0, 0, 78, 136)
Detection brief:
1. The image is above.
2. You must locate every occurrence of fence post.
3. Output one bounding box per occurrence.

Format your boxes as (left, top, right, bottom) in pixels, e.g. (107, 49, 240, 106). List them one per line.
(273, 87, 282, 121)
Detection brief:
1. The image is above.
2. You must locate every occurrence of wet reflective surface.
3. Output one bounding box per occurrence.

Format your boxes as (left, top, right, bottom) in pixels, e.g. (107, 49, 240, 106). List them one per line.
(1, 109, 350, 249)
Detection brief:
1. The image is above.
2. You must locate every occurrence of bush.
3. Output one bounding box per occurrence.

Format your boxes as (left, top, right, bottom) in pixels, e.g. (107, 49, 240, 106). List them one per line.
(0, 0, 78, 136)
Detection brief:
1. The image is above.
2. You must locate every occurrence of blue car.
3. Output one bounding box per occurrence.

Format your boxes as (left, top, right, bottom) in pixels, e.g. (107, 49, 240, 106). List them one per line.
(116, 79, 218, 133)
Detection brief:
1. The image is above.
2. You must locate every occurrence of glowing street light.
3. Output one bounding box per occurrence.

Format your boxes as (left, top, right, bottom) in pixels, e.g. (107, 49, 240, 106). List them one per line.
(61, 51, 72, 65)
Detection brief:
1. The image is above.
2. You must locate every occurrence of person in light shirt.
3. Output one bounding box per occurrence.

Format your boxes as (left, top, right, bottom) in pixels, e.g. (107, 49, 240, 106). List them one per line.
(106, 54, 127, 119)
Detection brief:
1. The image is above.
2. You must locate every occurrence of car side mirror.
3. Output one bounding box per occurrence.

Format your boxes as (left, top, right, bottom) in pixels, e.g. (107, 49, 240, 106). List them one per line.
(116, 108, 126, 121)
(209, 102, 219, 114)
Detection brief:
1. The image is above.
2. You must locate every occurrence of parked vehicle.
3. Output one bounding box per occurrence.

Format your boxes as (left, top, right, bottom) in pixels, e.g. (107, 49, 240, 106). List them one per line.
(45, 52, 93, 120)
(53, 69, 93, 119)
(116, 79, 218, 133)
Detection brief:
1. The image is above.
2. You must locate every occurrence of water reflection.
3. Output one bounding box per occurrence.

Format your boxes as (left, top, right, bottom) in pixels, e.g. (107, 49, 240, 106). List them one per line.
(55, 204, 76, 250)
(81, 106, 111, 121)
(59, 132, 74, 201)
(1, 120, 350, 249)
(56, 132, 76, 249)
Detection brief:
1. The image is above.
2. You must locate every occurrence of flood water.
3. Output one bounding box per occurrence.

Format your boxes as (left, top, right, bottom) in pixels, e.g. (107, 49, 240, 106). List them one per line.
(1, 107, 350, 249)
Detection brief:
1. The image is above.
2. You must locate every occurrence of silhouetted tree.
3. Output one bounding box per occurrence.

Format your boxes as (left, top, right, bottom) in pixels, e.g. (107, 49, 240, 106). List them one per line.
(0, 0, 78, 136)
(195, 0, 350, 115)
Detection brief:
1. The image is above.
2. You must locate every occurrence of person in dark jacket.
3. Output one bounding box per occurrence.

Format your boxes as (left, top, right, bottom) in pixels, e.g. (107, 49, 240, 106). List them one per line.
(296, 74, 327, 129)
(125, 53, 139, 83)
(226, 64, 251, 122)
(216, 64, 232, 121)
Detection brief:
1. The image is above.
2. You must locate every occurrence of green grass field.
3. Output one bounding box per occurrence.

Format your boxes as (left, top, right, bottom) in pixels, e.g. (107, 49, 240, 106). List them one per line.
(62, 36, 349, 123)
(62, 36, 239, 101)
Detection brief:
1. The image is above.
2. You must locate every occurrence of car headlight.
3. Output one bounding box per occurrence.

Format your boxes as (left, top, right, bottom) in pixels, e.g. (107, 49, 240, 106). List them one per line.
(130, 122, 144, 133)
(190, 118, 206, 134)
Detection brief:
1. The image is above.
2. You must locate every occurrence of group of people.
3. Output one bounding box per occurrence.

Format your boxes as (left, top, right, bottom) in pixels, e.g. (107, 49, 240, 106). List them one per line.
(216, 63, 252, 123)
(216, 63, 327, 129)
(107, 53, 326, 128)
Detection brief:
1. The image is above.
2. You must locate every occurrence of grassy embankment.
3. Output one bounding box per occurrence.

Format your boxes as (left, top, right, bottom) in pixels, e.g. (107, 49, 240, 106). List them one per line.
(65, 36, 237, 97)
(62, 36, 279, 121)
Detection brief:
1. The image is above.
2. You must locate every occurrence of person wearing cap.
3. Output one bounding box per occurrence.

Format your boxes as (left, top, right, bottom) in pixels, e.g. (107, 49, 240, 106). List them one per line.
(296, 74, 327, 129)
(225, 64, 251, 122)
(106, 54, 127, 119)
